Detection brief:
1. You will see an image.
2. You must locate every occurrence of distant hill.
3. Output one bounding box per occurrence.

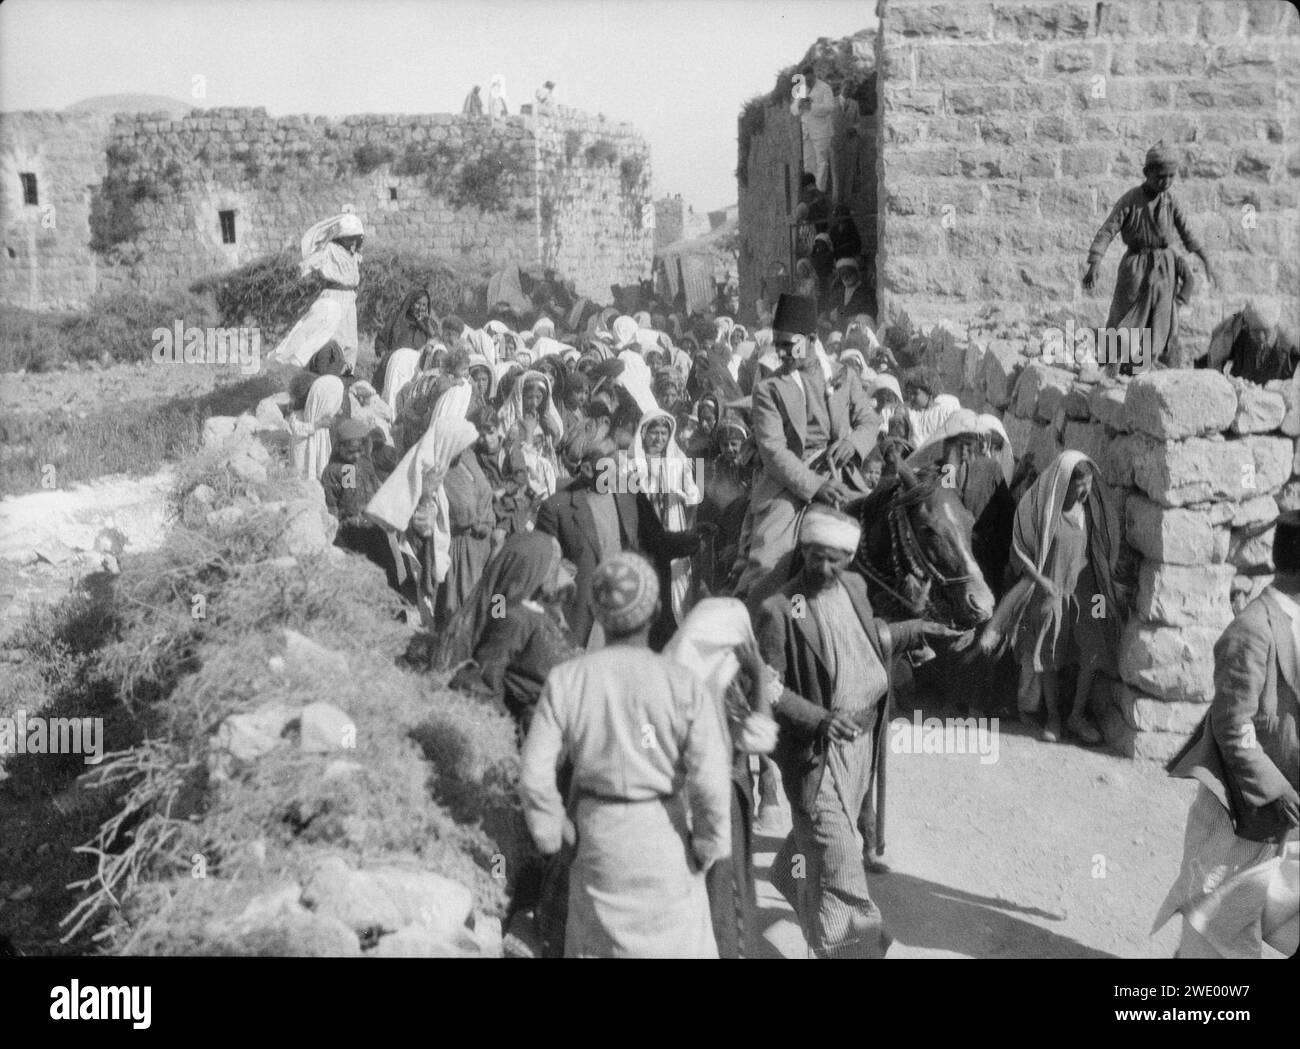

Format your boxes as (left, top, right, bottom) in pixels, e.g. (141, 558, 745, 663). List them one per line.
(65, 94, 195, 119)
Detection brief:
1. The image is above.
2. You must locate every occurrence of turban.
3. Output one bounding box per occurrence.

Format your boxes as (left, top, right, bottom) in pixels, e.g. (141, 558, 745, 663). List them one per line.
(1275, 510, 1300, 572)
(591, 552, 659, 635)
(798, 505, 862, 554)
(532, 316, 556, 338)
(1145, 142, 1178, 174)
(334, 417, 371, 443)
(336, 213, 364, 237)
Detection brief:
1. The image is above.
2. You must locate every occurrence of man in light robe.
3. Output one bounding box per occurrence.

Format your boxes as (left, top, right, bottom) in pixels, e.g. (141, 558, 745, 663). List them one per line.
(790, 66, 834, 193)
(830, 80, 861, 206)
(520, 552, 732, 958)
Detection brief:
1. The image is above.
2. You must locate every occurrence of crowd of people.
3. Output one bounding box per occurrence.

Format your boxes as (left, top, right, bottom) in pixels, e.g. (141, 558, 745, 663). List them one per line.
(253, 187, 1297, 959)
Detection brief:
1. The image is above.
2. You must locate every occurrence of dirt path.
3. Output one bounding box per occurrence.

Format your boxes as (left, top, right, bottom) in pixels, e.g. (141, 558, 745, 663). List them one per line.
(751, 698, 1191, 959)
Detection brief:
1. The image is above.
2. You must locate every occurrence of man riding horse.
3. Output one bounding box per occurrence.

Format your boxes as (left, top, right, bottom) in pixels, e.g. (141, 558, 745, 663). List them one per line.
(735, 293, 881, 610)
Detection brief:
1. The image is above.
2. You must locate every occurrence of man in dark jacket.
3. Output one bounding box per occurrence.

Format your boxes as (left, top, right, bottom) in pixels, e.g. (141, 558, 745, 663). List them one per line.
(535, 433, 708, 652)
(757, 505, 959, 958)
(1156, 510, 1300, 958)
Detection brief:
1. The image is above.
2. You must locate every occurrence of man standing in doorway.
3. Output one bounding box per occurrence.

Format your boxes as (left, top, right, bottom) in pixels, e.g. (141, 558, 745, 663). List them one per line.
(830, 80, 861, 206)
(791, 66, 835, 193)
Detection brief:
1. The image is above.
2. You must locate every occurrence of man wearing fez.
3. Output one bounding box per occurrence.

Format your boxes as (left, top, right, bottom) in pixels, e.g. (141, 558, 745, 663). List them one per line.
(1155, 510, 1300, 959)
(734, 292, 880, 606)
(759, 505, 961, 958)
(1084, 142, 1218, 373)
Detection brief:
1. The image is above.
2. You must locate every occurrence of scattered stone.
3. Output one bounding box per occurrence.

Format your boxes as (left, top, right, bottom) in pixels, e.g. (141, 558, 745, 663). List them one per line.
(1123, 370, 1237, 440)
(302, 857, 404, 934)
(218, 909, 361, 957)
(227, 453, 268, 485)
(33, 539, 75, 565)
(299, 701, 356, 753)
(238, 883, 306, 925)
(979, 340, 1024, 410)
(202, 416, 239, 449)
(369, 925, 479, 958)
(210, 702, 299, 767)
(283, 629, 349, 679)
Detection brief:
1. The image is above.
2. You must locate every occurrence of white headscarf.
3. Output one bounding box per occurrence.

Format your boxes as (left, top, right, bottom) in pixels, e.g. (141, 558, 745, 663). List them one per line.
(612, 315, 639, 351)
(615, 351, 659, 414)
(430, 378, 475, 425)
(464, 327, 497, 369)
(977, 412, 1015, 485)
(488, 74, 509, 117)
(381, 347, 422, 414)
(630, 408, 701, 625)
(366, 416, 478, 584)
(290, 374, 344, 481)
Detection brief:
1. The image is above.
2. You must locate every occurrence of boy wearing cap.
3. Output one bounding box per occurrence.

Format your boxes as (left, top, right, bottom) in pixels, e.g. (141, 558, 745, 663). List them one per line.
(520, 552, 731, 957)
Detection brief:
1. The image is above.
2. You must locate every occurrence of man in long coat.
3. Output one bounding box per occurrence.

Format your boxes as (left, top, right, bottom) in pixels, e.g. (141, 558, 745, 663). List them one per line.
(1156, 510, 1300, 958)
(757, 505, 960, 958)
(734, 293, 880, 608)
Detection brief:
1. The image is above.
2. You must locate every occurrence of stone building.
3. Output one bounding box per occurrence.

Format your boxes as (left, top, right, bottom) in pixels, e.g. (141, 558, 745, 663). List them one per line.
(875, 0, 1300, 344)
(0, 104, 654, 310)
(737, 30, 879, 319)
(653, 195, 711, 256)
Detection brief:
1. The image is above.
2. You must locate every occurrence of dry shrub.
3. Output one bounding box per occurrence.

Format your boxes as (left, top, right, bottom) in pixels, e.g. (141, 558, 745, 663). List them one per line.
(52, 456, 520, 949)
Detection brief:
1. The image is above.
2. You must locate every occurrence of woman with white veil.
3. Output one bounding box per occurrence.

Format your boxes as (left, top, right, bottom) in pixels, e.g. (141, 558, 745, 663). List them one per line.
(270, 210, 365, 371)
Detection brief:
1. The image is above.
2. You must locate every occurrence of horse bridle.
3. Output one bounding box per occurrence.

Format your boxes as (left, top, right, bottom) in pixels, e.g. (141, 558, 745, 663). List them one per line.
(853, 486, 978, 624)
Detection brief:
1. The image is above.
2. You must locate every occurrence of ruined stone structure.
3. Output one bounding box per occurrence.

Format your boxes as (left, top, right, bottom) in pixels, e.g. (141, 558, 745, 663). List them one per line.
(0, 105, 654, 310)
(875, 0, 1300, 344)
(653, 195, 711, 255)
(737, 31, 879, 319)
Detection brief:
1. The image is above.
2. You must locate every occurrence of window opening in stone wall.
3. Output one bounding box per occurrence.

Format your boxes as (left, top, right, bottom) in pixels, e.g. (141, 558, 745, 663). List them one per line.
(219, 210, 237, 244)
(6, 247, 15, 259)
(20, 173, 38, 206)
(389, 187, 398, 201)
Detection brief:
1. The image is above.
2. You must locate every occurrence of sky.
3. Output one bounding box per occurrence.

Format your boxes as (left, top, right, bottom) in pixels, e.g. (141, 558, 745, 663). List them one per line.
(0, 0, 875, 213)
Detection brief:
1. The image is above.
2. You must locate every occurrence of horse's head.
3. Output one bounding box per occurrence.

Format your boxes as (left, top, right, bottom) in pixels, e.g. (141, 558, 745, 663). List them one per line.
(888, 464, 996, 628)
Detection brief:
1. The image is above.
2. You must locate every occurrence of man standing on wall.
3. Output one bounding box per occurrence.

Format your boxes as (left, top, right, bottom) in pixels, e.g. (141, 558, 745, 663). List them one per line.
(1083, 142, 1217, 373)
(791, 66, 835, 193)
(830, 80, 860, 207)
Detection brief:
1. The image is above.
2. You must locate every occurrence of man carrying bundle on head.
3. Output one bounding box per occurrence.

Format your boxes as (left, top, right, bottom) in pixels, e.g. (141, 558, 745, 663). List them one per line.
(733, 293, 880, 608)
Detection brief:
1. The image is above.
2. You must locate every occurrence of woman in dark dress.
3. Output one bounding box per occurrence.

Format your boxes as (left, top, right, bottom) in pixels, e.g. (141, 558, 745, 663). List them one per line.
(374, 289, 436, 391)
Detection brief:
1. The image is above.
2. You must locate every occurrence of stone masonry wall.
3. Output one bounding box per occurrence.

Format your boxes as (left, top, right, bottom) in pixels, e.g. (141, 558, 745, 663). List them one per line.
(913, 315, 1300, 759)
(738, 103, 880, 324)
(0, 111, 113, 309)
(876, 0, 1300, 349)
(1, 105, 653, 308)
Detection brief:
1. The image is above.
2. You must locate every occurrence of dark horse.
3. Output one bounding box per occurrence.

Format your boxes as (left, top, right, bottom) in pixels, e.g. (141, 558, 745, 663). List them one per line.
(846, 462, 996, 632)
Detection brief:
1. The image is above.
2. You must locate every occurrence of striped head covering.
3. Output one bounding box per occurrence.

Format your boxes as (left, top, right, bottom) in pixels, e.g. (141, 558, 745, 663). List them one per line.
(591, 552, 660, 635)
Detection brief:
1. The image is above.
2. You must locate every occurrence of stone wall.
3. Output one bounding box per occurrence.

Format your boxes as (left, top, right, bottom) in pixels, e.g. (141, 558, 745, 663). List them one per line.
(0, 111, 113, 309)
(0, 105, 653, 309)
(916, 315, 1300, 759)
(875, 0, 1300, 349)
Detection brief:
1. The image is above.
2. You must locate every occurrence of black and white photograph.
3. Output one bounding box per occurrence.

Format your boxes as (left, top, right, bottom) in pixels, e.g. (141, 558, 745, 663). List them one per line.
(0, 0, 1296, 1020)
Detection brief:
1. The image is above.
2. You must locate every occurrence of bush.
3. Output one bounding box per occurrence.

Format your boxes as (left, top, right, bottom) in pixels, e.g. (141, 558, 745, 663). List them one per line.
(584, 138, 619, 167)
(353, 143, 395, 174)
(193, 248, 495, 338)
